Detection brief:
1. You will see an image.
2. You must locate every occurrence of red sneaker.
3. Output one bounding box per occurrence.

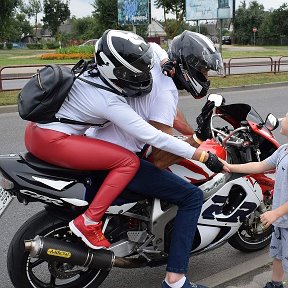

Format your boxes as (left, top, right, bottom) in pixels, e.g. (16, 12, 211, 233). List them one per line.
(69, 215, 110, 249)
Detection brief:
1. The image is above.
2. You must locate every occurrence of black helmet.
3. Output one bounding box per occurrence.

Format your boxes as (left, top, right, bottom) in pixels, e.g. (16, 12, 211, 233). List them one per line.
(95, 29, 154, 97)
(169, 31, 224, 99)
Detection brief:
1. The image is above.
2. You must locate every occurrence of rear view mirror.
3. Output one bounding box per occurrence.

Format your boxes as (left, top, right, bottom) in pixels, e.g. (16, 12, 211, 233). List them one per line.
(207, 94, 224, 107)
(264, 113, 279, 131)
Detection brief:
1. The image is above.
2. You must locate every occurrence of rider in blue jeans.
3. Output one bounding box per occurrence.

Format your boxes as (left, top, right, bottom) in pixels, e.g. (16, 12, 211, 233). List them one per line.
(89, 30, 226, 288)
(127, 159, 204, 275)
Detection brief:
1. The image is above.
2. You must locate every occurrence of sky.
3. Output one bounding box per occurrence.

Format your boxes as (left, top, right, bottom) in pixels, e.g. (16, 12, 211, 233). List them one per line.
(67, 0, 287, 19)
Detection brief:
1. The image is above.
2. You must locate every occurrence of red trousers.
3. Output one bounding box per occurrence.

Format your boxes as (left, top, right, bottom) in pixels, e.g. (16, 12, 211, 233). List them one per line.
(25, 122, 140, 221)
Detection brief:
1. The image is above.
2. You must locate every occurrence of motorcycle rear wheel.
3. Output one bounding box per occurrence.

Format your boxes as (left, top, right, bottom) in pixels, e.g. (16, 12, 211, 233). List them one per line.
(7, 210, 110, 288)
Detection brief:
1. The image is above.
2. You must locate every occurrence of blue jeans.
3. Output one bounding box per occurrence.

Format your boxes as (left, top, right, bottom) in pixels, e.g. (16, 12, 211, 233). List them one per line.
(126, 159, 203, 274)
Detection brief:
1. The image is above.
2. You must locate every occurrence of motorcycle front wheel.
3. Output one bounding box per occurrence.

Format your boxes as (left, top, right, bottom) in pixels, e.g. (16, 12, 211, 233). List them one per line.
(7, 210, 110, 288)
(228, 204, 273, 252)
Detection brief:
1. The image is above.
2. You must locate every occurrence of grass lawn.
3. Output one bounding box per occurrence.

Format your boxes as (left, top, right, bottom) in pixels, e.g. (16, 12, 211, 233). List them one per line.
(221, 45, 288, 59)
(0, 49, 75, 66)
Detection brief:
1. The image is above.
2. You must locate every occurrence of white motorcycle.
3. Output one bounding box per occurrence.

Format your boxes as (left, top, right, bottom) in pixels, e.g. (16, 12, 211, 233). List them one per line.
(0, 94, 279, 288)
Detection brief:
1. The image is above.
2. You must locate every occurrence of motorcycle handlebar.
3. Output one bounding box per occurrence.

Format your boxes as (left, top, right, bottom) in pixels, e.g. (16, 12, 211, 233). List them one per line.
(212, 123, 248, 148)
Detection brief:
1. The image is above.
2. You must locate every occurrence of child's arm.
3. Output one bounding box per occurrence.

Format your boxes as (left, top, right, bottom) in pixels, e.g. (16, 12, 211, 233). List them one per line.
(260, 202, 288, 227)
(224, 159, 274, 174)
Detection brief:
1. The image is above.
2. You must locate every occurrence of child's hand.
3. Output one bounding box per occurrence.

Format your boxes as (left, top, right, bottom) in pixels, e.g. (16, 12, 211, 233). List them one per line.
(260, 210, 279, 227)
(218, 158, 231, 172)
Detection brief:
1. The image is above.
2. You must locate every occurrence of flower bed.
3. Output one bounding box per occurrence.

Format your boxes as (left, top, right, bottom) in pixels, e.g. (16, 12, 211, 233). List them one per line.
(40, 53, 93, 60)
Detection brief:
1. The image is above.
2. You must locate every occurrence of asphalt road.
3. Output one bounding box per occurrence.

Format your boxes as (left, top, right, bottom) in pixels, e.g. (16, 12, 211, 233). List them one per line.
(0, 84, 288, 288)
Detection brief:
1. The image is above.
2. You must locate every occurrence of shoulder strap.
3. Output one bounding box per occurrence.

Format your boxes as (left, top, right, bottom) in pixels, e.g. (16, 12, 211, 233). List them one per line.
(72, 59, 88, 78)
(78, 77, 122, 95)
(56, 117, 109, 127)
(55, 68, 121, 126)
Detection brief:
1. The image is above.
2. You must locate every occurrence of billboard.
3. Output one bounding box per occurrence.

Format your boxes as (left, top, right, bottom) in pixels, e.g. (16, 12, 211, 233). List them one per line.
(118, 0, 149, 26)
(186, 0, 233, 21)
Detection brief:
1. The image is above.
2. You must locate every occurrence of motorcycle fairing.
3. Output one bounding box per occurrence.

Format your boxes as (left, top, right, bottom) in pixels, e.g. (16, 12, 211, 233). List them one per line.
(186, 176, 263, 253)
(199, 175, 262, 226)
(0, 154, 89, 208)
(248, 121, 280, 149)
(168, 139, 227, 185)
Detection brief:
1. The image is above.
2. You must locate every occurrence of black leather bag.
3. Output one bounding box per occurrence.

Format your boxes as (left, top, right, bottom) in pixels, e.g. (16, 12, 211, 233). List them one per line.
(18, 60, 87, 124)
(17, 60, 116, 126)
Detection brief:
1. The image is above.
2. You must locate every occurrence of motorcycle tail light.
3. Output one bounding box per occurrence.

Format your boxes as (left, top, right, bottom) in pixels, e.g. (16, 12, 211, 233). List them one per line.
(0, 170, 14, 190)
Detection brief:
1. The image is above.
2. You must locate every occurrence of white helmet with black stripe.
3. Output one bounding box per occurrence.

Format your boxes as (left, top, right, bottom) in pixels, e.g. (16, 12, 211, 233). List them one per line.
(95, 29, 154, 98)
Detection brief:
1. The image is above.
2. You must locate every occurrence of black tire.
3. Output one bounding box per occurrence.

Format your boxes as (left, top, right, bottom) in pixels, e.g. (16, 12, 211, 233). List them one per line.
(7, 210, 110, 288)
(228, 207, 273, 252)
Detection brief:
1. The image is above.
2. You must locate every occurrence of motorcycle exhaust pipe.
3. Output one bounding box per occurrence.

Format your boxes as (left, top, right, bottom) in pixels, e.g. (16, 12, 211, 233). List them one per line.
(24, 236, 148, 269)
(24, 235, 114, 270)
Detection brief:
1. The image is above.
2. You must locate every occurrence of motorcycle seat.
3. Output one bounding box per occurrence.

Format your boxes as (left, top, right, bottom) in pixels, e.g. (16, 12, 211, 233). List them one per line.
(20, 152, 91, 175)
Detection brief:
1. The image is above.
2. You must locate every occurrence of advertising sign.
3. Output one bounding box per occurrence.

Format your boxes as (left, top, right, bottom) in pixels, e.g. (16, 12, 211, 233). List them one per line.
(186, 0, 233, 21)
(118, 0, 149, 25)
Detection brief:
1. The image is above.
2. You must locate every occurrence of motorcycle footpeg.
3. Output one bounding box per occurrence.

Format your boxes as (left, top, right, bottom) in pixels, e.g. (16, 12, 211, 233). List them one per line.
(127, 231, 148, 243)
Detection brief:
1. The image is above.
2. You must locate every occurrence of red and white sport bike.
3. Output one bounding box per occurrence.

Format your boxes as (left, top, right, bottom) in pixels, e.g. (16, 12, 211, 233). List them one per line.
(0, 94, 280, 288)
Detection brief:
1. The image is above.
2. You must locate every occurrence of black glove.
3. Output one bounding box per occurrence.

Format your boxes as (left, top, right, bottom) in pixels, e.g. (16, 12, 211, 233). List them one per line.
(195, 100, 215, 141)
(205, 151, 224, 173)
(161, 60, 175, 77)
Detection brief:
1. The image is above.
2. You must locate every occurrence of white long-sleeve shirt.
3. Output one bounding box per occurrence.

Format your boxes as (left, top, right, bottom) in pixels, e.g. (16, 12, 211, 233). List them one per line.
(37, 71, 196, 159)
(38, 42, 196, 159)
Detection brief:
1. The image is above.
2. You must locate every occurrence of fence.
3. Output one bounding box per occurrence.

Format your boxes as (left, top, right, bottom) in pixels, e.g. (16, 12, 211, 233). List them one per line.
(0, 57, 288, 92)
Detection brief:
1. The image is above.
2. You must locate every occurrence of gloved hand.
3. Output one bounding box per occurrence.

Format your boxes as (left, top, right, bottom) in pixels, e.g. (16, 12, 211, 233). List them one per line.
(161, 59, 176, 77)
(205, 151, 224, 173)
(195, 100, 215, 141)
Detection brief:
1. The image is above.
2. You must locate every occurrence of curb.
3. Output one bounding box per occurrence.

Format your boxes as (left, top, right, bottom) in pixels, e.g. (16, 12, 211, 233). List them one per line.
(0, 104, 18, 114)
(198, 253, 272, 288)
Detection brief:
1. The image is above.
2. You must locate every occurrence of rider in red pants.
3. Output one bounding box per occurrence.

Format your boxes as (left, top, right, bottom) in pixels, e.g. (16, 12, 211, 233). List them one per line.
(25, 122, 139, 249)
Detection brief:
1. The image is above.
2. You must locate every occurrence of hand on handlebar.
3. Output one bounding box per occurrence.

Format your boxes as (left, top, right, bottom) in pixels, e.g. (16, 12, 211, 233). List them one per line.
(195, 100, 215, 141)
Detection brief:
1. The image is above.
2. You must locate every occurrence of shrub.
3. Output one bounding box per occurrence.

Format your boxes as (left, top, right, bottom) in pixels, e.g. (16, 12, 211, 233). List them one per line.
(57, 45, 94, 55)
(6, 43, 13, 50)
(27, 43, 43, 49)
(0, 43, 3, 49)
(46, 42, 60, 49)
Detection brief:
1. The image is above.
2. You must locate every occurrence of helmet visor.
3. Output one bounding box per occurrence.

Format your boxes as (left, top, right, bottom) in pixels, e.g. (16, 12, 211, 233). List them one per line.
(186, 50, 224, 75)
(114, 66, 151, 83)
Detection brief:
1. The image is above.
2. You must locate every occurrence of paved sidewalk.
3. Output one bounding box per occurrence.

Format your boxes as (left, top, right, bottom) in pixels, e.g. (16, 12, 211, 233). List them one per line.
(198, 252, 287, 288)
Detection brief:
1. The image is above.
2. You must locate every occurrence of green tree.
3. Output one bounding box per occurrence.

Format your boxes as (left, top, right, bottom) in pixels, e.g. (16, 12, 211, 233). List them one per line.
(21, 0, 42, 41)
(164, 19, 191, 39)
(233, 1, 266, 45)
(70, 16, 100, 40)
(5, 13, 33, 42)
(270, 3, 288, 38)
(42, 0, 70, 37)
(92, 0, 119, 33)
(0, 0, 21, 41)
(257, 12, 275, 44)
(155, 0, 185, 37)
